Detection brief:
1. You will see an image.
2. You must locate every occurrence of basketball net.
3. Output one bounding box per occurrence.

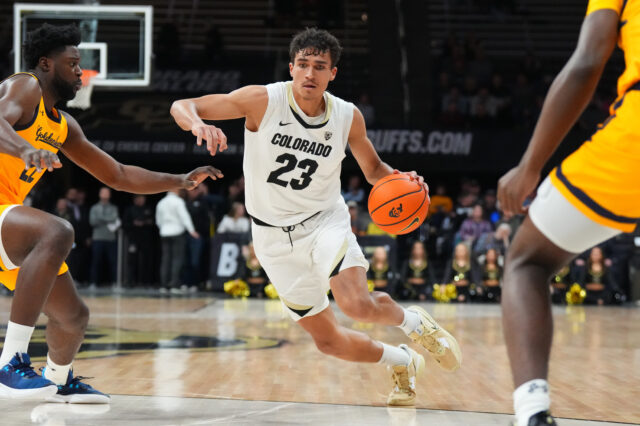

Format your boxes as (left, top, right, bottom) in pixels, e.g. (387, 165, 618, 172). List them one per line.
(66, 69, 99, 110)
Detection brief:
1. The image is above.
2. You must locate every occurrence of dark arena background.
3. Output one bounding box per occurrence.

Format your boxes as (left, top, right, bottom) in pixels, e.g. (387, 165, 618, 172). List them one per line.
(0, 1, 639, 425)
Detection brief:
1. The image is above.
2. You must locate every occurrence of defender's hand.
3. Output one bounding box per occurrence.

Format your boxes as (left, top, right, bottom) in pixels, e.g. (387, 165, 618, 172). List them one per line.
(20, 147, 62, 172)
(191, 123, 228, 156)
(182, 166, 224, 190)
(394, 169, 429, 193)
(497, 165, 540, 215)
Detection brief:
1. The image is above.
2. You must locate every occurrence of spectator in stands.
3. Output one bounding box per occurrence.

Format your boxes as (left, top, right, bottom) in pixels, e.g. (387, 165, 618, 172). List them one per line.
(156, 189, 199, 294)
(496, 209, 524, 241)
(459, 204, 493, 245)
(356, 92, 375, 126)
(482, 189, 500, 224)
(89, 187, 120, 289)
(367, 246, 396, 295)
(580, 246, 620, 305)
(429, 183, 454, 216)
(441, 86, 468, 115)
(511, 72, 535, 126)
(461, 75, 479, 106)
(123, 194, 156, 288)
(438, 99, 466, 128)
(241, 242, 269, 298)
(342, 174, 365, 205)
(217, 201, 250, 234)
(186, 184, 212, 291)
(479, 247, 502, 302)
(65, 188, 91, 285)
(469, 45, 493, 86)
(347, 201, 368, 236)
(474, 223, 511, 257)
(400, 241, 436, 301)
(442, 242, 478, 302)
(470, 87, 498, 118)
(53, 198, 72, 223)
(489, 72, 511, 123)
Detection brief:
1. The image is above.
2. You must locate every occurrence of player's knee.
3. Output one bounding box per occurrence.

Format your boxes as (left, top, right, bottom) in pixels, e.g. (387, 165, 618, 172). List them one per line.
(47, 218, 75, 252)
(340, 297, 376, 322)
(314, 335, 343, 356)
(65, 301, 90, 331)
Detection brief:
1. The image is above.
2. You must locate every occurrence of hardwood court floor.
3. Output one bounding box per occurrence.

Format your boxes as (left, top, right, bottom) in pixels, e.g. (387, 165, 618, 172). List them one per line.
(0, 295, 638, 425)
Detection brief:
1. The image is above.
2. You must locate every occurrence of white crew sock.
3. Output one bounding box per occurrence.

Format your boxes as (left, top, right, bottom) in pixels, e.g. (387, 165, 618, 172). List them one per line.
(377, 343, 411, 366)
(43, 354, 72, 386)
(514, 379, 551, 426)
(0, 321, 34, 366)
(398, 308, 421, 335)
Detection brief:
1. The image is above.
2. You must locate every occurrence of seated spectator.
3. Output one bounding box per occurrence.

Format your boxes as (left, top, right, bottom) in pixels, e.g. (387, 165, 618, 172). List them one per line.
(429, 184, 453, 215)
(342, 175, 365, 205)
(474, 223, 511, 257)
(580, 246, 620, 305)
(482, 189, 500, 225)
(442, 242, 479, 302)
(400, 241, 437, 301)
(480, 248, 502, 302)
(241, 242, 269, 298)
(458, 204, 492, 245)
(217, 202, 250, 234)
(438, 99, 466, 128)
(441, 86, 468, 114)
(348, 201, 369, 236)
(367, 246, 396, 295)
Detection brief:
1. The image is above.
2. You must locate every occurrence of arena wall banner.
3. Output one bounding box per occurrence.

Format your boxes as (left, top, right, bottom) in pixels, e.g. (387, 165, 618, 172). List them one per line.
(209, 233, 248, 291)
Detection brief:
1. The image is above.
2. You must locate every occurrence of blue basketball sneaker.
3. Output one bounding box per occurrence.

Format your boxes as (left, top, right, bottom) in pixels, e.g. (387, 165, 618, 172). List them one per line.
(44, 369, 110, 404)
(0, 353, 58, 400)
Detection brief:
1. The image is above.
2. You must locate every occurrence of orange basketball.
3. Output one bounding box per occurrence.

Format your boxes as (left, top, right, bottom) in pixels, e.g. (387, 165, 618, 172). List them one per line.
(367, 174, 430, 235)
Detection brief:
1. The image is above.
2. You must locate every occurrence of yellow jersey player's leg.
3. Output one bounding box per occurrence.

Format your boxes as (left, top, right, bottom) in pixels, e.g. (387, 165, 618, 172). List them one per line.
(498, 1, 639, 425)
(0, 23, 222, 402)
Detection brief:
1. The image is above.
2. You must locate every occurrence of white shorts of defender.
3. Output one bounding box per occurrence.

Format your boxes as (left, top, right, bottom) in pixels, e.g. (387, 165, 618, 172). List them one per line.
(528, 177, 622, 254)
(251, 200, 369, 321)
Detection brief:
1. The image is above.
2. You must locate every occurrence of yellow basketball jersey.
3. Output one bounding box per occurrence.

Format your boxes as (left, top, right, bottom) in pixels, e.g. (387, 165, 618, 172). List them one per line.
(0, 72, 68, 205)
(587, 0, 640, 105)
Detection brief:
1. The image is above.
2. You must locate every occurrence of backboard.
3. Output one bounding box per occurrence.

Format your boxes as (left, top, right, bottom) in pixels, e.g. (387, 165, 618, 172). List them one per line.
(14, 3, 153, 87)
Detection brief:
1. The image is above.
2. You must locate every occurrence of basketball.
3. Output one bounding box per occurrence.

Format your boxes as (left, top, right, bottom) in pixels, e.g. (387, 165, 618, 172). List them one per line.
(367, 173, 430, 235)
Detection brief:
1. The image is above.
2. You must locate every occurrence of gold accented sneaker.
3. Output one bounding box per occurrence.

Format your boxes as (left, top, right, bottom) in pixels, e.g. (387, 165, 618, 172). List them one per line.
(386, 344, 425, 406)
(407, 305, 462, 372)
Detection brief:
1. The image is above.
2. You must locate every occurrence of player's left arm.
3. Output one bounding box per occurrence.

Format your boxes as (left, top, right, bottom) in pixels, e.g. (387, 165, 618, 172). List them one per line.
(348, 107, 427, 190)
(60, 112, 223, 194)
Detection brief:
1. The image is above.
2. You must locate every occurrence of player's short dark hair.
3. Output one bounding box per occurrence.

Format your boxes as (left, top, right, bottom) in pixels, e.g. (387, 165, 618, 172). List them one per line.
(23, 23, 81, 69)
(289, 28, 342, 67)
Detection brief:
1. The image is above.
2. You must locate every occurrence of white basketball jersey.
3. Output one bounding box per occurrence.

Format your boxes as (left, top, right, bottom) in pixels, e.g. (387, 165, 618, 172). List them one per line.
(244, 81, 354, 226)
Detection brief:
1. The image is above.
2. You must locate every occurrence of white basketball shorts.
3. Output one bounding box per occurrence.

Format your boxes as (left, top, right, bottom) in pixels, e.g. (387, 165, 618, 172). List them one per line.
(528, 177, 622, 254)
(251, 200, 369, 321)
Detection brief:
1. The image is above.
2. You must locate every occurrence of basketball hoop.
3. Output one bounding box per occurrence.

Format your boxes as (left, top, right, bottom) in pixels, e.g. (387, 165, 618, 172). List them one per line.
(67, 69, 99, 110)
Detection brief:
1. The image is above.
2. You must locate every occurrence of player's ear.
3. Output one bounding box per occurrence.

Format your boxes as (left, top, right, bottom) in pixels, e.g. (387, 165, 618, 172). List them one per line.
(289, 62, 294, 78)
(38, 56, 52, 72)
(330, 67, 337, 81)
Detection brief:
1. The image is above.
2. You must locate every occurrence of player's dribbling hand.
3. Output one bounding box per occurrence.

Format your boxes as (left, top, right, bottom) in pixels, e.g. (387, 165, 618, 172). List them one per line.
(394, 169, 429, 194)
(497, 164, 540, 215)
(182, 166, 224, 190)
(20, 147, 62, 172)
(191, 123, 228, 156)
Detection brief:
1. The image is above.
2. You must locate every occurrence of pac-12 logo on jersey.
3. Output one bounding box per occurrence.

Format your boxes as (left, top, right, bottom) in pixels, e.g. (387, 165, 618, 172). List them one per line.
(324, 131, 332, 141)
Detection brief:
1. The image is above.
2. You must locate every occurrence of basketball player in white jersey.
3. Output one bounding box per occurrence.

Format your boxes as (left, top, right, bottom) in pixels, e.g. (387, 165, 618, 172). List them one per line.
(171, 28, 462, 405)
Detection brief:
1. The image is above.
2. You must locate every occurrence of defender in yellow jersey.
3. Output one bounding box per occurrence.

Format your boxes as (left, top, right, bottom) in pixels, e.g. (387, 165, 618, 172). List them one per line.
(497, 2, 635, 425)
(0, 23, 223, 402)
